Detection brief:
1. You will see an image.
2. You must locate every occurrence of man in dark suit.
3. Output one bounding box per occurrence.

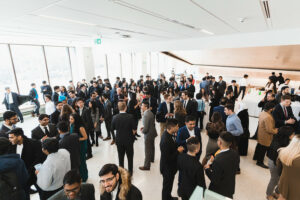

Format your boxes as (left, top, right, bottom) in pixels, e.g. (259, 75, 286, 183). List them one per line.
(160, 119, 184, 200)
(77, 84, 88, 101)
(186, 78, 195, 98)
(139, 102, 158, 170)
(102, 94, 115, 144)
(177, 137, 206, 200)
(40, 80, 52, 100)
(205, 131, 239, 198)
(31, 114, 58, 141)
(157, 94, 174, 136)
(52, 86, 60, 104)
(0, 111, 18, 138)
(111, 102, 137, 174)
(29, 83, 40, 117)
(176, 115, 202, 160)
(181, 91, 197, 118)
(218, 76, 226, 96)
(50, 101, 63, 125)
(272, 95, 297, 128)
(143, 92, 158, 115)
(227, 80, 238, 101)
(57, 121, 81, 171)
(3, 87, 24, 122)
(8, 128, 46, 200)
(67, 90, 76, 106)
(212, 97, 228, 124)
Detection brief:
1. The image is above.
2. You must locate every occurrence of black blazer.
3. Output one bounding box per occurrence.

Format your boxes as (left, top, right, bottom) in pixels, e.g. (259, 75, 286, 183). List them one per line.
(0, 125, 11, 138)
(218, 81, 226, 95)
(77, 90, 88, 101)
(111, 113, 137, 146)
(31, 123, 58, 140)
(100, 184, 142, 200)
(77, 107, 94, 132)
(103, 100, 113, 121)
(29, 88, 37, 101)
(178, 154, 206, 200)
(272, 104, 296, 128)
(50, 110, 60, 125)
(227, 85, 238, 99)
(160, 131, 178, 174)
(2, 92, 20, 109)
(186, 84, 195, 97)
(52, 92, 59, 104)
(40, 85, 52, 96)
(205, 149, 239, 198)
(143, 97, 158, 115)
(184, 99, 197, 118)
(58, 133, 81, 170)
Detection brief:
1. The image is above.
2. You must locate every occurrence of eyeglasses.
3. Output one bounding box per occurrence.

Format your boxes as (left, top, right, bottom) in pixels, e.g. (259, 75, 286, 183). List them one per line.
(100, 175, 115, 184)
(64, 186, 80, 194)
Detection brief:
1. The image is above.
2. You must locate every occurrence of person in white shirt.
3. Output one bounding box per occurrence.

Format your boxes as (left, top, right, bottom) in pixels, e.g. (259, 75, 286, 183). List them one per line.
(36, 138, 71, 200)
(277, 78, 291, 94)
(238, 74, 249, 100)
(44, 94, 56, 115)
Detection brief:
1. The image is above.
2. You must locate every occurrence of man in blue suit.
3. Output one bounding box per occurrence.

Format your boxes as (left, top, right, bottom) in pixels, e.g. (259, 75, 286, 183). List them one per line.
(176, 115, 202, 160)
(157, 94, 174, 136)
(212, 97, 228, 124)
(3, 87, 24, 123)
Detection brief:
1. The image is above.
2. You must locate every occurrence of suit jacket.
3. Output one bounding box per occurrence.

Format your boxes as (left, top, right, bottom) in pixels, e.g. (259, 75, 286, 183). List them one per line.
(143, 97, 158, 115)
(258, 111, 277, 147)
(2, 92, 20, 109)
(50, 109, 60, 125)
(142, 110, 157, 139)
(29, 88, 38, 101)
(186, 84, 195, 97)
(40, 85, 52, 96)
(183, 99, 197, 118)
(218, 81, 226, 95)
(177, 154, 206, 199)
(213, 106, 227, 124)
(49, 183, 95, 200)
(0, 125, 11, 138)
(111, 113, 137, 146)
(227, 85, 238, 99)
(157, 102, 174, 122)
(272, 104, 296, 128)
(59, 133, 81, 170)
(77, 90, 88, 100)
(31, 123, 58, 141)
(77, 107, 94, 132)
(176, 126, 202, 159)
(52, 92, 59, 104)
(160, 131, 178, 174)
(205, 149, 240, 198)
(103, 100, 113, 121)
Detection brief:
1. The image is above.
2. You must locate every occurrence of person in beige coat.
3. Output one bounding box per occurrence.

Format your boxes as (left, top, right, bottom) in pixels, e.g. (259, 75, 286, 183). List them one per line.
(256, 102, 278, 168)
(277, 134, 300, 200)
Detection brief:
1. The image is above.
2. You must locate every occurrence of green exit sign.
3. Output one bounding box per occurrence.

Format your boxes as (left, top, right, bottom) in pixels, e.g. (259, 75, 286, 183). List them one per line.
(94, 38, 101, 45)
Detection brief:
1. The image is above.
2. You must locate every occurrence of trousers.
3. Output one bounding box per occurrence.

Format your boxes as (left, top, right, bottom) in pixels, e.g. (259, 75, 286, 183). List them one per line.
(117, 143, 134, 174)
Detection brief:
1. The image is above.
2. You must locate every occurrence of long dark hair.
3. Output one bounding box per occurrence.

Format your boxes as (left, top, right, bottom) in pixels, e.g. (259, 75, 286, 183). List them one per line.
(130, 93, 137, 105)
(90, 101, 98, 114)
(70, 113, 84, 133)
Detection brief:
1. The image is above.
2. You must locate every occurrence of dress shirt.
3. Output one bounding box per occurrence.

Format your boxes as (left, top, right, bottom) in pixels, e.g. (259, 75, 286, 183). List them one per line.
(166, 102, 170, 113)
(219, 148, 230, 154)
(39, 125, 49, 134)
(16, 144, 23, 156)
(196, 99, 205, 112)
(120, 111, 126, 114)
(188, 128, 195, 137)
(111, 182, 119, 200)
(226, 113, 243, 136)
(37, 149, 71, 191)
(3, 124, 14, 130)
(59, 132, 68, 139)
(6, 92, 14, 104)
(79, 108, 83, 116)
(239, 78, 248, 87)
(45, 101, 56, 115)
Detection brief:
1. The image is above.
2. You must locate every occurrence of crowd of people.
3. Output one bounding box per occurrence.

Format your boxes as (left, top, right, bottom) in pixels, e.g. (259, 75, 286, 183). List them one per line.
(0, 71, 300, 200)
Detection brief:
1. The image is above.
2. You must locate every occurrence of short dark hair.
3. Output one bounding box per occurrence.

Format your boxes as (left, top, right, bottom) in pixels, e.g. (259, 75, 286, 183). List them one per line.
(76, 97, 85, 103)
(166, 119, 178, 130)
(54, 86, 60, 90)
(225, 104, 234, 111)
(244, 74, 248, 78)
(231, 80, 236, 83)
(38, 114, 49, 121)
(220, 97, 228, 106)
(102, 93, 109, 100)
(9, 128, 24, 137)
(3, 111, 17, 120)
(44, 94, 51, 100)
(219, 131, 233, 146)
(281, 95, 291, 101)
(57, 121, 69, 133)
(99, 164, 119, 177)
(63, 170, 81, 185)
(42, 80, 47, 84)
(186, 137, 200, 153)
(142, 101, 149, 108)
(31, 83, 36, 87)
(68, 90, 75, 94)
(264, 102, 275, 111)
(42, 138, 59, 154)
(196, 93, 202, 100)
(185, 115, 196, 123)
(55, 101, 63, 106)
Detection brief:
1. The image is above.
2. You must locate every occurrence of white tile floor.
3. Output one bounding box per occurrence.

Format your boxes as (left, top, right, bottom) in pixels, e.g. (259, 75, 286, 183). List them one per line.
(13, 113, 271, 200)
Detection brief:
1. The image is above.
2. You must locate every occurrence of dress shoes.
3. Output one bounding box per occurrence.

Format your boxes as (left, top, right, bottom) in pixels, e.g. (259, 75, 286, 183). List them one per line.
(110, 140, 115, 145)
(139, 166, 150, 171)
(256, 163, 269, 169)
(103, 137, 111, 141)
(86, 154, 93, 160)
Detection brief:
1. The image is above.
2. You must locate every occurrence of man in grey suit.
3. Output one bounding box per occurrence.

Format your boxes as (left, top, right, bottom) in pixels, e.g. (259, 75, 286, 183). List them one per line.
(139, 101, 157, 170)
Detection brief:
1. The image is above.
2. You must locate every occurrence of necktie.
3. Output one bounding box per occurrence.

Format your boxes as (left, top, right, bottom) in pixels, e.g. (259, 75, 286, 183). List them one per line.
(284, 107, 288, 118)
(184, 100, 187, 108)
(44, 126, 50, 136)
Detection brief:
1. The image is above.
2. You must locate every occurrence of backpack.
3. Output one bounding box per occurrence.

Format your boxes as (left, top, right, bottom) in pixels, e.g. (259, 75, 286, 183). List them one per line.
(0, 171, 25, 200)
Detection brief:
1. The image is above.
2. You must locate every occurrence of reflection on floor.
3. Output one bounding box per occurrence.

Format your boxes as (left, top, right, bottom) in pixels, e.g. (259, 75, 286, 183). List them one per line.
(15, 115, 267, 200)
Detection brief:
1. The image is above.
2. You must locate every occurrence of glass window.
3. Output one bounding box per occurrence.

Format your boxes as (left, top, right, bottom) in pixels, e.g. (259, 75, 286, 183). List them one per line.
(93, 49, 107, 79)
(150, 52, 159, 80)
(121, 53, 132, 81)
(0, 44, 18, 111)
(10, 45, 48, 102)
(45, 46, 72, 87)
(107, 53, 121, 83)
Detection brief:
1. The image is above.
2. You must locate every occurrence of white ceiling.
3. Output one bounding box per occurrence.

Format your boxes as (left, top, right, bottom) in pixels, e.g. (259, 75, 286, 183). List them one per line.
(0, 0, 300, 45)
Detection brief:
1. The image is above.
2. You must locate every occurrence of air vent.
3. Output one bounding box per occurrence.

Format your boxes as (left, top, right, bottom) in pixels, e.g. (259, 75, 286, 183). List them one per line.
(262, 0, 271, 18)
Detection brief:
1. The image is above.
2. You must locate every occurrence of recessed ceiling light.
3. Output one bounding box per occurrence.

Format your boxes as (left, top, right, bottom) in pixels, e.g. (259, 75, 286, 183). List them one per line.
(38, 15, 97, 26)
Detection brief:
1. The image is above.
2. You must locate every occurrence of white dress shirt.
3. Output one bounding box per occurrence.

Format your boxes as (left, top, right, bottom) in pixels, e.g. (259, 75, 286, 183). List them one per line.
(239, 78, 248, 87)
(111, 182, 119, 200)
(39, 125, 49, 134)
(16, 144, 23, 156)
(6, 92, 14, 104)
(37, 149, 71, 191)
(45, 101, 55, 115)
(166, 102, 170, 113)
(188, 128, 195, 137)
